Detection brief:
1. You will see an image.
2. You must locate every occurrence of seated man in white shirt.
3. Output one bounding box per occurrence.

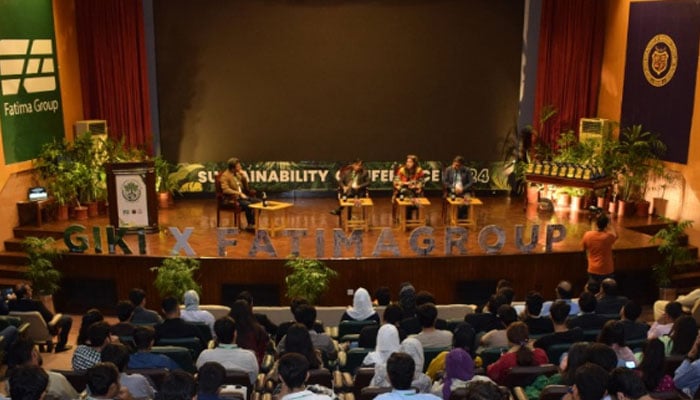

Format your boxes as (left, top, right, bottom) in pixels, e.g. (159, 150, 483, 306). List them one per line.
(278, 352, 333, 400)
(196, 317, 259, 384)
(653, 288, 700, 320)
(412, 303, 453, 349)
(375, 352, 441, 400)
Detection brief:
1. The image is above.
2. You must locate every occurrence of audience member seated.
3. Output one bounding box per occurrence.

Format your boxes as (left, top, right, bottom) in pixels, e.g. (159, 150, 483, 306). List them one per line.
(341, 287, 380, 323)
(637, 338, 676, 393)
(73, 321, 113, 370)
(585, 342, 619, 373)
(486, 321, 549, 384)
(275, 298, 324, 345)
(128, 325, 181, 370)
(534, 300, 584, 354)
(374, 286, 391, 306)
(155, 296, 210, 346)
(458, 380, 510, 400)
(465, 294, 508, 334)
(521, 291, 553, 335)
(674, 327, 700, 398)
(540, 280, 580, 316)
(87, 362, 130, 400)
(278, 304, 337, 360)
(595, 278, 629, 315)
(660, 315, 697, 356)
(268, 323, 323, 383)
(111, 300, 136, 337)
(482, 281, 514, 314)
(608, 367, 655, 400)
(619, 301, 649, 341)
(432, 348, 475, 399)
(181, 290, 216, 336)
(371, 338, 432, 392)
(563, 362, 609, 400)
(426, 323, 477, 381)
(567, 291, 607, 330)
(653, 288, 700, 319)
(8, 364, 49, 400)
(524, 341, 589, 400)
(230, 299, 269, 365)
(156, 369, 197, 400)
(400, 291, 447, 335)
(236, 290, 278, 336)
(597, 320, 636, 367)
(359, 304, 407, 348)
(478, 304, 517, 351)
(363, 324, 400, 367)
(8, 283, 73, 352)
(77, 308, 105, 345)
(585, 279, 601, 296)
(374, 352, 441, 400)
(648, 301, 683, 340)
(6, 337, 79, 399)
(129, 288, 163, 325)
(277, 353, 334, 400)
(196, 317, 259, 384)
(101, 342, 156, 400)
(197, 361, 228, 400)
(411, 303, 453, 348)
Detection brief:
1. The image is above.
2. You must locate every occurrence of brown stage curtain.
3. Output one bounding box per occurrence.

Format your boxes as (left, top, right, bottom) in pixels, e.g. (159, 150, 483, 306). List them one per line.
(75, 0, 152, 154)
(533, 0, 606, 148)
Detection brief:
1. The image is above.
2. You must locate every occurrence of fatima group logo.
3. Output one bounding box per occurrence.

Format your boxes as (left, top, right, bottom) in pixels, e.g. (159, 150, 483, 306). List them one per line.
(0, 38, 56, 96)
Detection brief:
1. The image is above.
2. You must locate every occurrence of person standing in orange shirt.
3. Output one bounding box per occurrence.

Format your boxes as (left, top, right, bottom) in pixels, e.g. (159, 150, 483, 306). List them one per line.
(582, 214, 618, 282)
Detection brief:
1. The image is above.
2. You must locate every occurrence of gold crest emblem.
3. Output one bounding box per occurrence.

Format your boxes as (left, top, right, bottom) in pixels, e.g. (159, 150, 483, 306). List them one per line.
(643, 34, 678, 87)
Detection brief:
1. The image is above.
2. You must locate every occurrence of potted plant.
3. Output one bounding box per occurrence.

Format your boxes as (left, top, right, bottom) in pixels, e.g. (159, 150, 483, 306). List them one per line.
(652, 219, 695, 300)
(154, 155, 177, 208)
(151, 256, 201, 299)
(569, 187, 587, 211)
(555, 186, 571, 208)
(614, 125, 666, 217)
(22, 237, 62, 313)
(285, 257, 338, 305)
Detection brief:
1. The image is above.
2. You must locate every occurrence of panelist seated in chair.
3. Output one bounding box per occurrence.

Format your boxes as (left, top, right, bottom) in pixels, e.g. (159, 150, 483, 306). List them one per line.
(442, 155, 474, 219)
(330, 158, 370, 216)
(220, 157, 260, 231)
(8, 283, 73, 353)
(393, 155, 427, 220)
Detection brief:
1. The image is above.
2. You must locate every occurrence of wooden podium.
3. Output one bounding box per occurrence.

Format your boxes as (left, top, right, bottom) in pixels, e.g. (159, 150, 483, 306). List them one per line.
(105, 162, 158, 233)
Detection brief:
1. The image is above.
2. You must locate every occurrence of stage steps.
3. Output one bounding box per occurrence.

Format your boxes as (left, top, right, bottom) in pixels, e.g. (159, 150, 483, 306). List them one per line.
(11, 226, 64, 240)
(0, 264, 28, 289)
(4, 238, 24, 252)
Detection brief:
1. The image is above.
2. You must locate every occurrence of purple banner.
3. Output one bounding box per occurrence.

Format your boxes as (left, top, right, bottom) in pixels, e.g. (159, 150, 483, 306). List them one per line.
(621, 1, 700, 164)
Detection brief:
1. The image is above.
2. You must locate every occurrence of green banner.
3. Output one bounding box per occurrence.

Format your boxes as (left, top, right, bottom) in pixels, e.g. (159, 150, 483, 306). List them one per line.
(169, 160, 513, 195)
(0, 0, 64, 164)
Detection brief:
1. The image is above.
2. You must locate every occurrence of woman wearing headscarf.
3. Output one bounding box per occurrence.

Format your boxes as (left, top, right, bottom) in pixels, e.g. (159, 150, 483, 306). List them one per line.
(370, 337, 432, 391)
(363, 324, 400, 367)
(341, 288, 380, 323)
(437, 348, 476, 399)
(180, 290, 216, 337)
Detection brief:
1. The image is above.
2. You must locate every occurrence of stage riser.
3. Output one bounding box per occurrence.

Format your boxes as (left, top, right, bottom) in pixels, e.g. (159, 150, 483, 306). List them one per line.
(53, 247, 663, 315)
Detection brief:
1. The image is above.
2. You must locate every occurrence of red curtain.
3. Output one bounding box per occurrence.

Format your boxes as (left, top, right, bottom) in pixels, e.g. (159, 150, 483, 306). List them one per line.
(533, 0, 606, 148)
(75, 0, 152, 154)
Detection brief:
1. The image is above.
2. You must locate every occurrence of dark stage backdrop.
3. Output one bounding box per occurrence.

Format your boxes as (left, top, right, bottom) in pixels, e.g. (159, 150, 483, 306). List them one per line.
(154, 0, 524, 163)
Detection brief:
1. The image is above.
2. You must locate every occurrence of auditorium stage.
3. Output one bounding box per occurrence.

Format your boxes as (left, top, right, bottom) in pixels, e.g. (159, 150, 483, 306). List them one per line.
(20, 195, 669, 313)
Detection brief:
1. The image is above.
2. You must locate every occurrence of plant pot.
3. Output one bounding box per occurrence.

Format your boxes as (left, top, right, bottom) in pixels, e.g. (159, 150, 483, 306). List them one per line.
(39, 294, 55, 314)
(73, 206, 88, 220)
(608, 200, 617, 215)
(659, 287, 677, 301)
(597, 197, 607, 210)
(158, 192, 172, 209)
(86, 201, 99, 218)
(571, 196, 582, 211)
(526, 185, 540, 205)
(635, 200, 650, 217)
(56, 204, 69, 221)
(653, 198, 668, 217)
(556, 193, 570, 208)
(618, 200, 636, 217)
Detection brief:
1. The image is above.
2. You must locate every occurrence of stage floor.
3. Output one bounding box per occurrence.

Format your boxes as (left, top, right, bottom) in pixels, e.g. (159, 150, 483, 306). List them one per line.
(24, 195, 664, 259)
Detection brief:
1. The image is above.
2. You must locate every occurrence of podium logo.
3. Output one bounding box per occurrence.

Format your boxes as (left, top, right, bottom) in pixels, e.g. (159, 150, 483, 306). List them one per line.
(0, 39, 56, 96)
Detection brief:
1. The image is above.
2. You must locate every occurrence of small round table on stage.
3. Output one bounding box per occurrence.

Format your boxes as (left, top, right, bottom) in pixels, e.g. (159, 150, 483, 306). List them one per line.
(249, 201, 293, 237)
